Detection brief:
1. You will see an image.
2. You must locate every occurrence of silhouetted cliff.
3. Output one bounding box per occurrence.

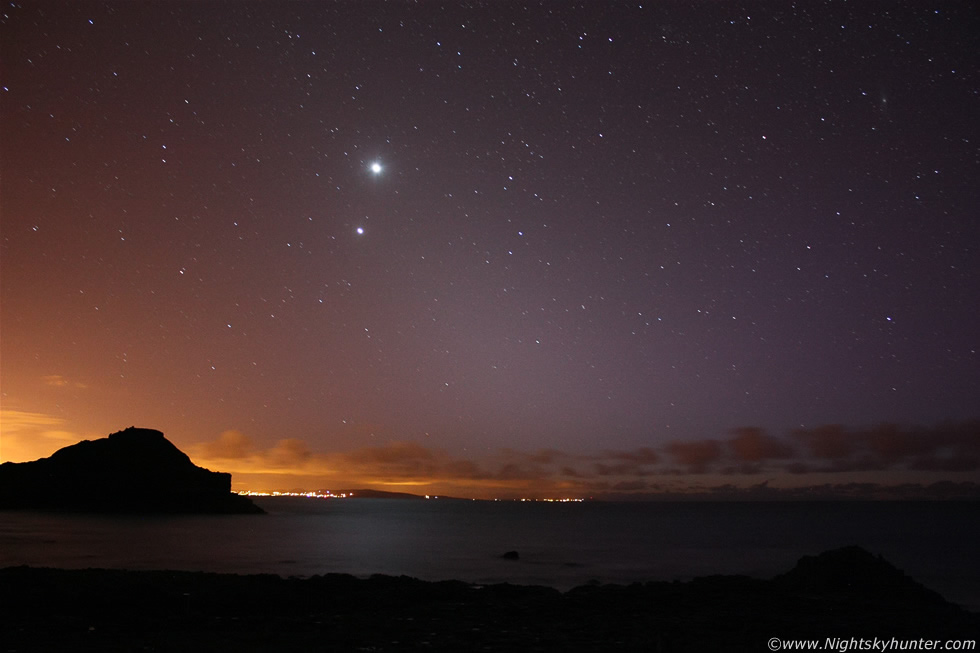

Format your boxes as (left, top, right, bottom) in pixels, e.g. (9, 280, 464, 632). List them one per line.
(0, 427, 262, 514)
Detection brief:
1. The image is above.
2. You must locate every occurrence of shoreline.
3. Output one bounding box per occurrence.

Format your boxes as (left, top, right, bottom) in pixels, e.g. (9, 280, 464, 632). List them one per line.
(3, 548, 977, 652)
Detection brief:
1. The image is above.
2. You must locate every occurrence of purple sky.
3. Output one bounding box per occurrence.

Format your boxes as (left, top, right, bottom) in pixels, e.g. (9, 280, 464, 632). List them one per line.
(2, 1, 977, 496)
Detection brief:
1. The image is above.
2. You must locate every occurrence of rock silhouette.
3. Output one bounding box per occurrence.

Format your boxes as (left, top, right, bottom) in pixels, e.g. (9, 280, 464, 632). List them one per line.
(0, 427, 262, 514)
(774, 544, 948, 606)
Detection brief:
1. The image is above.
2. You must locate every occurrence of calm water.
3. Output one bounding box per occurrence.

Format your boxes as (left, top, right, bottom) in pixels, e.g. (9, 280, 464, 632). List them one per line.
(1, 499, 977, 610)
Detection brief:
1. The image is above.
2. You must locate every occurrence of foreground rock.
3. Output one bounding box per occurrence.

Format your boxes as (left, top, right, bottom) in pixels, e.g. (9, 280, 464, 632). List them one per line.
(0, 547, 974, 652)
(0, 427, 262, 514)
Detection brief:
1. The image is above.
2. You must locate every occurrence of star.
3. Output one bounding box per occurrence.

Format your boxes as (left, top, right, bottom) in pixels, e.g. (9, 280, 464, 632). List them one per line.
(355, 227, 365, 235)
(370, 162, 382, 174)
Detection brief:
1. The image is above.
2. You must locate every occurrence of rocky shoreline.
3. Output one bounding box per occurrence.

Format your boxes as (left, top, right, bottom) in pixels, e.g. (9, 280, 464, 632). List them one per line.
(2, 547, 976, 652)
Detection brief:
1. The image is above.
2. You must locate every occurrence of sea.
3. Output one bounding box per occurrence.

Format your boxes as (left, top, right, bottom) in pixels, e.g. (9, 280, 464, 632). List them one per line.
(2, 498, 978, 611)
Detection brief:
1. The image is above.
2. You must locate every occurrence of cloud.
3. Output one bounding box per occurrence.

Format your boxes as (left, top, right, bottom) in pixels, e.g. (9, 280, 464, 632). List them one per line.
(198, 430, 256, 459)
(268, 438, 313, 467)
(41, 375, 88, 389)
(442, 459, 489, 480)
(594, 462, 656, 477)
(344, 441, 435, 465)
(610, 480, 648, 492)
(0, 409, 66, 431)
(187, 419, 980, 498)
(665, 439, 722, 472)
(791, 421, 980, 473)
(728, 427, 794, 462)
(604, 447, 660, 464)
(191, 436, 484, 486)
(593, 481, 980, 501)
(910, 455, 979, 472)
(496, 463, 533, 481)
(793, 424, 855, 460)
(527, 448, 565, 464)
(864, 423, 927, 463)
(189, 434, 625, 496)
(6, 413, 977, 499)
(0, 409, 85, 462)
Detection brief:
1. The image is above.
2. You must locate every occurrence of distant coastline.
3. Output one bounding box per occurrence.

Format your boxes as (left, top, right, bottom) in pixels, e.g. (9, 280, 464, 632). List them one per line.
(233, 482, 980, 502)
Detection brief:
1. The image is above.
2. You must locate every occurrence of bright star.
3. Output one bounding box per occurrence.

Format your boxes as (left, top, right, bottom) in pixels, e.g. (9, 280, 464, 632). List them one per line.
(355, 227, 365, 235)
(370, 162, 382, 174)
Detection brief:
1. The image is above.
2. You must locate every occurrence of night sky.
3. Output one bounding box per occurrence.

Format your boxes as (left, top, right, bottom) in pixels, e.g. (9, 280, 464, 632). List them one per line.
(2, 1, 978, 498)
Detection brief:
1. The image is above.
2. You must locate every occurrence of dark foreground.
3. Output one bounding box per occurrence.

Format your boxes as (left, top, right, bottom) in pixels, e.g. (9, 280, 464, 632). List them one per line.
(2, 547, 976, 652)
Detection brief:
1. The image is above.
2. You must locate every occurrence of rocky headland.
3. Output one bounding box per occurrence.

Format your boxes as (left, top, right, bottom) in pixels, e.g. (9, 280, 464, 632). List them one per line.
(0, 427, 262, 514)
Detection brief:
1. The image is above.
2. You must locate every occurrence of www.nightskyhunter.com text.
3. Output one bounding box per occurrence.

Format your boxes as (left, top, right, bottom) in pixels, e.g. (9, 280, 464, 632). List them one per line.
(769, 637, 976, 651)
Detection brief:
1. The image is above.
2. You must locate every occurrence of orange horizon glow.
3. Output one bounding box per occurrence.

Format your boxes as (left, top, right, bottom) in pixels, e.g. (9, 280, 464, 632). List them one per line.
(3, 409, 977, 501)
